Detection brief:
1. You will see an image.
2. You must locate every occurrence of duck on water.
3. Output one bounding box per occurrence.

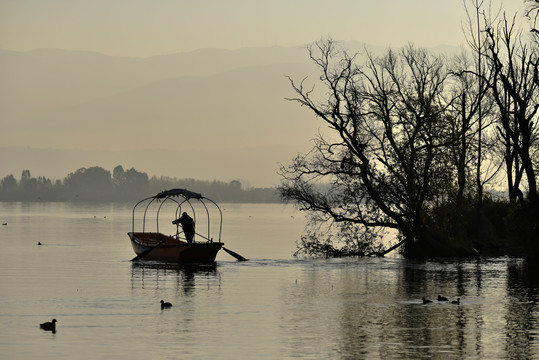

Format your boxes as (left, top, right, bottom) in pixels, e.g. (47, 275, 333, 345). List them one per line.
(40, 319, 57, 332)
(161, 300, 173, 309)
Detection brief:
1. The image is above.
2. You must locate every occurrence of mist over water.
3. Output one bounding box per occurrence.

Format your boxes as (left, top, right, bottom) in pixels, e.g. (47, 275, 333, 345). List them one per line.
(1, 202, 538, 359)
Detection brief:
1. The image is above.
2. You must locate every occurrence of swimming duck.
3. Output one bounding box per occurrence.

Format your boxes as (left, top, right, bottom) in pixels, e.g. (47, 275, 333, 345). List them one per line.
(160, 300, 173, 309)
(422, 297, 433, 304)
(451, 298, 460, 305)
(437, 295, 449, 301)
(40, 319, 57, 332)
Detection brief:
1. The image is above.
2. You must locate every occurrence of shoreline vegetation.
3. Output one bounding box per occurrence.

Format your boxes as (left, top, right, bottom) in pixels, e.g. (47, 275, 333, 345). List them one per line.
(290, 194, 534, 259)
(0, 166, 280, 203)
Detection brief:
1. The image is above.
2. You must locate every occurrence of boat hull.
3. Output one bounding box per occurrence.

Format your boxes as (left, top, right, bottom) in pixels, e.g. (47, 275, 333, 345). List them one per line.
(128, 232, 222, 263)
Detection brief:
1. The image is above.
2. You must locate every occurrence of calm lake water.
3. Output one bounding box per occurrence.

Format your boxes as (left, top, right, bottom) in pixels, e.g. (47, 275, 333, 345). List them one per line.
(1, 202, 538, 359)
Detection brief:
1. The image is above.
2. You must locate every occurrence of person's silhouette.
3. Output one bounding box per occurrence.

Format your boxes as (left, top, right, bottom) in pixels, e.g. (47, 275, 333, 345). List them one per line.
(173, 212, 195, 243)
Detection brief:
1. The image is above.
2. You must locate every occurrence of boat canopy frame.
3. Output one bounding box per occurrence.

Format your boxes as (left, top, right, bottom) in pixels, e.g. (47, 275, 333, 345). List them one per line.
(131, 188, 223, 243)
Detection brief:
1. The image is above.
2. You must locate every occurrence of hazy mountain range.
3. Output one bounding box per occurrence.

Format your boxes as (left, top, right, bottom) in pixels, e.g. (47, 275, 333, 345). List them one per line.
(0, 43, 457, 188)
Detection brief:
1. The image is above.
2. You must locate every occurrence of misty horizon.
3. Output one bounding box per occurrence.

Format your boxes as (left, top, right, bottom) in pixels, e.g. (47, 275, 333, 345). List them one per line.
(0, 45, 321, 188)
(0, 44, 466, 188)
(0, 0, 525, 188)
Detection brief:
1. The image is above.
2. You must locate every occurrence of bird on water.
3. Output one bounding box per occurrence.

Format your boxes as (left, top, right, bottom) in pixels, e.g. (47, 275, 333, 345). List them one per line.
(452, 298, 461, 305)
(40, 319, 57, 332)
(422, 297, 433, 304)
(437, 295, 449, 301)
(160, 300, 173, 309)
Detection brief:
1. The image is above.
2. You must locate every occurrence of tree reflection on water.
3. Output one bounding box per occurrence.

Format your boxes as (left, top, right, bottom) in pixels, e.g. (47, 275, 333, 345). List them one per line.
(279, 258, 539, 359)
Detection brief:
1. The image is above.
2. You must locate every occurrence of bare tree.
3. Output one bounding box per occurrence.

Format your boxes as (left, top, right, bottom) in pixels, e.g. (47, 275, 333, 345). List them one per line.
(480, 11, 539, 247)
(448, 50, 495, 207)
(526, 0, 539, 34)
(279, 40, 453, 257)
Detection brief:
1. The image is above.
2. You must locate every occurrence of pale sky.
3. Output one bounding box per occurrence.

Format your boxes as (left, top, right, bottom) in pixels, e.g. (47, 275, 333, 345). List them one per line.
(0, 0, 525, 57)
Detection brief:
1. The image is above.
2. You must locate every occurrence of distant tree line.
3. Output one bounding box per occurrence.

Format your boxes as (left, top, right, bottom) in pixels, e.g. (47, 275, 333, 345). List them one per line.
(0, 165, 280, 203)
(279, 2, 539, 258)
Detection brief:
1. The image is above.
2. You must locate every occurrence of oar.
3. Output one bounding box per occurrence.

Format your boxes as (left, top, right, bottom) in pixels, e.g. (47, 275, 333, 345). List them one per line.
(222, 247, 248, 262)
(195, 232, 248, 262)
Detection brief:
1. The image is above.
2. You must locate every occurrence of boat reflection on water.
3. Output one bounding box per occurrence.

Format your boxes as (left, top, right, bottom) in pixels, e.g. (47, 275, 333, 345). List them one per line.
(130, 261, 219, 295)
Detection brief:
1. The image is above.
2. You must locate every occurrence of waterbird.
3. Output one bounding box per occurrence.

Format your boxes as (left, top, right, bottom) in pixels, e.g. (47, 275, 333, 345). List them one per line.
(160, 300, 173, 309)
(437, 295, 449, 301)
(451, 298, 460, 305)
(2, 223, 6, 226)
(38, 242, 42, 245)
(40, 319, 57, 332)
(422, 297, 433, 304)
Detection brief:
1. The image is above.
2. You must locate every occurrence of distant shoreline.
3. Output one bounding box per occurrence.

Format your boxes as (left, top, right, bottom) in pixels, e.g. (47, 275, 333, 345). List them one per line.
(0, 166, 282, 203)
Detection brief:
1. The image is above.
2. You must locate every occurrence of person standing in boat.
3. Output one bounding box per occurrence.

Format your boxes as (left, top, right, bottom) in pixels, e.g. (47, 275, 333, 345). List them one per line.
(173, 212, 195, 243)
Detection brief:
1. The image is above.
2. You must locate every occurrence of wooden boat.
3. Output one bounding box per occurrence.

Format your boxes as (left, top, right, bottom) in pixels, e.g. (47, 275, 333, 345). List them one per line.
(128, 188, 223, 263)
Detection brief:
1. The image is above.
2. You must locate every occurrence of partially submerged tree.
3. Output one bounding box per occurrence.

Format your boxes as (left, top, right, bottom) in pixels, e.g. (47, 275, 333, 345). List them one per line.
(279, 41, 455, 257)
(281, 2, 539, 258)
